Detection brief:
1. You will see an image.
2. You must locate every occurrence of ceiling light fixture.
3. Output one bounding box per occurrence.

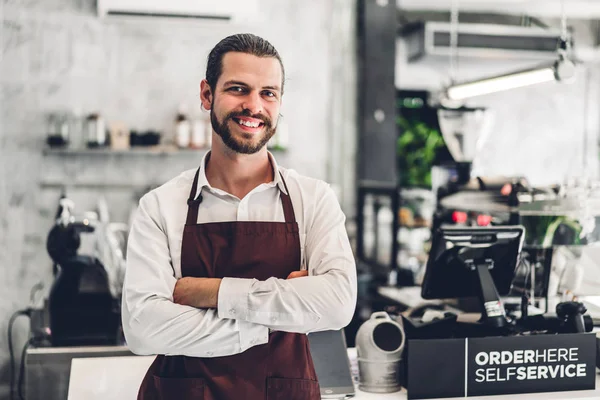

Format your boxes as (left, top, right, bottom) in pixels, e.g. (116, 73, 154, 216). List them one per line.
(442, 0, 576, 102)
(445, 58, 575, 101)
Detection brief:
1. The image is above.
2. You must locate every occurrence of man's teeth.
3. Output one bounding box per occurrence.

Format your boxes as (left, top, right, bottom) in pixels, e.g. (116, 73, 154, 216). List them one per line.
(237, 119, 260, 128)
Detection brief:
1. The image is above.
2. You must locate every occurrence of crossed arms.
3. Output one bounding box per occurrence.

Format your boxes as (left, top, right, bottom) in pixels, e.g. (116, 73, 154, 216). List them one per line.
(122, 187, 357, 357)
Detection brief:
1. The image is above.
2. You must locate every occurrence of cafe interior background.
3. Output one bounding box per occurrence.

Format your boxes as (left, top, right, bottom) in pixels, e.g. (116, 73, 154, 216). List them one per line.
(2, 0, 600, 398)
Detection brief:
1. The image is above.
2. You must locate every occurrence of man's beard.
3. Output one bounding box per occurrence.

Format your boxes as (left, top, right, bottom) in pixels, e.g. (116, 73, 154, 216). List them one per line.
(210, 107, 277, 155)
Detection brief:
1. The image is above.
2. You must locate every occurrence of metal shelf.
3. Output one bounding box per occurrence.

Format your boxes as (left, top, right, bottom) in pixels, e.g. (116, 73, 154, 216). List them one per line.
(39, 181, 160, 190)
(42, 145, 208, 156)
(42, 146, 287, 156)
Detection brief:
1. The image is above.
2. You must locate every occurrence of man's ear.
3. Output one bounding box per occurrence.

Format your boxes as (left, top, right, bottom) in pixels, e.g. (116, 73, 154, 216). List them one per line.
(200, 79, 213, 110)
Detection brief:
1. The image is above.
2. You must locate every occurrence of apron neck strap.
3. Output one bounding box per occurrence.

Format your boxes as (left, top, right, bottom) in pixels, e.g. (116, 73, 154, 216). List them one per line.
(278, 172, 296, 224)
(185, 168, 297, 225)
(186, 167, 202, 225)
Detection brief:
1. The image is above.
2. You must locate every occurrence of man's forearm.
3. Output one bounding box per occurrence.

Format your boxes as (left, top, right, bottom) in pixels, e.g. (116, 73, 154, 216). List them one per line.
(173, 271, 306, 309)
(173, 277, 222, 308)
(217, 271, 356, 333)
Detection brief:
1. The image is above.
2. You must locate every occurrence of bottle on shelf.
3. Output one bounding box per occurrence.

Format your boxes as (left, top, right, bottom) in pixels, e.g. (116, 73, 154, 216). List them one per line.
(190, 109, 207, 149)
(85, 113, 106, 148)
(175, 104, 191, 149)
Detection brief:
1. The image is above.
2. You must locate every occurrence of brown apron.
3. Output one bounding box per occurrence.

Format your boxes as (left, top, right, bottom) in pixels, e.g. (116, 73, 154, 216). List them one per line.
(137, 168, 321, 400)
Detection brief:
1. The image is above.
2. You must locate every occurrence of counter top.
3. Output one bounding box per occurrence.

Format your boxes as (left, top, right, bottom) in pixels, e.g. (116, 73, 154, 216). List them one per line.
(352, 380, 600, 400)
(65, 347, 600, 400)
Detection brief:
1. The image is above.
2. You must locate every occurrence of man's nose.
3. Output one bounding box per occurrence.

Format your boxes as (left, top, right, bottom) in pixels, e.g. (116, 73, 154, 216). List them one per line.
(242, 91, 263, 115)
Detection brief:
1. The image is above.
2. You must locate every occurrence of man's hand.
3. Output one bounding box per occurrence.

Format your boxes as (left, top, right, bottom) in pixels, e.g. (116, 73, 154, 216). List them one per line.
(286, 270, 308, 279)
(173, 277, 222, 308)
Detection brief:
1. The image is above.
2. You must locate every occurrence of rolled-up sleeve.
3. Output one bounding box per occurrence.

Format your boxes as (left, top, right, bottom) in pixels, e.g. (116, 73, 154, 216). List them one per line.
(121, 193, 269, 357)
(217, 183, 357, 333)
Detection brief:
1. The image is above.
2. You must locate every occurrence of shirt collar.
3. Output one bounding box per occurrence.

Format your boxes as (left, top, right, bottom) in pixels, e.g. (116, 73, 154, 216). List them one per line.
(194, 151, 287, 200)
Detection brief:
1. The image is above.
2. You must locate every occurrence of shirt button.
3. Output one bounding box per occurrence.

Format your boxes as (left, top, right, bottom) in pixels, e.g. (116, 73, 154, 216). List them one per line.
(251, 338, 258, 344)
(271, 316, 277, 323)
(206, 351, 213, 356)
(229, 308, 236, 315)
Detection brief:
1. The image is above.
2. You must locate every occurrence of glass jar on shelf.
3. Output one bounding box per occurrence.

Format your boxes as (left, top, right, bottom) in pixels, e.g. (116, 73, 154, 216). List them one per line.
(46, 113, 70, 148)
(85, 113, 107, 148)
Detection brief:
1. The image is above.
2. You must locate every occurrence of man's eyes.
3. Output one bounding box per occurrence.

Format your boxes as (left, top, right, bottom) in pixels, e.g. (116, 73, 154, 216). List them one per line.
(225, 87, 278, 99)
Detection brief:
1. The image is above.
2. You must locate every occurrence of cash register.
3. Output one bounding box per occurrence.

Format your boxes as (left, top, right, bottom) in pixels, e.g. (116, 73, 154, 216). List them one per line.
(406, 226, 594, 339)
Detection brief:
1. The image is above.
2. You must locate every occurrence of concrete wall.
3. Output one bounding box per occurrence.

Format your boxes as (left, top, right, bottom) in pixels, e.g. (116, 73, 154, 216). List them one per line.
(0, 0, 357, 393)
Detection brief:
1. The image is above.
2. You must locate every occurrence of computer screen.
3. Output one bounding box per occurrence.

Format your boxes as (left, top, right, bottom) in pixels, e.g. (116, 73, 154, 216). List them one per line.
(422, 226, 525, 300)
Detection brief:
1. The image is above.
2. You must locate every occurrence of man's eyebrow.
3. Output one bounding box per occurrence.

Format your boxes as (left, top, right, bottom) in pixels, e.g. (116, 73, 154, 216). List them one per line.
(222, 80, 249, 87)
(262, 85, 281, 92)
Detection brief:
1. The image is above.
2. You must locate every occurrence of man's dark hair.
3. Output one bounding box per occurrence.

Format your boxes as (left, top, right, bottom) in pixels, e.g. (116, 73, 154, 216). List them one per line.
(206, 33, 285, 93)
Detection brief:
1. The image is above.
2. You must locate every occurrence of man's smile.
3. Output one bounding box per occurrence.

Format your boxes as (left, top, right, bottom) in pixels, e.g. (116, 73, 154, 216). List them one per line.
(232, 116, 265, 133)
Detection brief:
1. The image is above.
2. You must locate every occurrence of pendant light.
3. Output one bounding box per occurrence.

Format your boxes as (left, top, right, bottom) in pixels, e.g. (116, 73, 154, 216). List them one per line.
(442, 0, 575, 102)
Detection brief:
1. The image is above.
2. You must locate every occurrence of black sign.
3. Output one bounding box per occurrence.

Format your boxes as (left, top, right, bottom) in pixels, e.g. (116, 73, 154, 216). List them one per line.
(407, 333, 596, 400)
(407, 338, 466, 399)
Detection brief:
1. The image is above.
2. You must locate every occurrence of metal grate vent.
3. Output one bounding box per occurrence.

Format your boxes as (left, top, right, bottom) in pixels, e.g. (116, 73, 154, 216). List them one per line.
(402, 22, 563, 61)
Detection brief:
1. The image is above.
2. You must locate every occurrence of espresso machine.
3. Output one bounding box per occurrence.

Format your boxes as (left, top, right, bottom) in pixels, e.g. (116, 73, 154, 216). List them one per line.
(46, 195, 125, 346)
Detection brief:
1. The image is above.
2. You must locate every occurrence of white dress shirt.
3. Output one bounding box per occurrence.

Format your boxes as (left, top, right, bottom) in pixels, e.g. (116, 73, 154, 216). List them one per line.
(122, 152, 357, 358)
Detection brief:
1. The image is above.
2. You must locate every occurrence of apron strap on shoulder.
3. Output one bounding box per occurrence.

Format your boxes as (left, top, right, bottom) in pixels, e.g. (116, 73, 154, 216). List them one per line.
(186, 168, 202, 225)
(279, 172, 297, 224)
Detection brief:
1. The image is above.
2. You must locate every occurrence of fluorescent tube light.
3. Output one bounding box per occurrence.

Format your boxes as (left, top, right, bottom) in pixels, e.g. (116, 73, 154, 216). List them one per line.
(446, 66, 556, 101)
